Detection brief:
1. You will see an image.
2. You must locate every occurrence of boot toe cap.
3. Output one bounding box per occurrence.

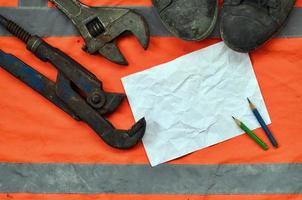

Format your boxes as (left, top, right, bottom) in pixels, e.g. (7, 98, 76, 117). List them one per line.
(154, 0, 218, 41)
(221, 6, 276, 52)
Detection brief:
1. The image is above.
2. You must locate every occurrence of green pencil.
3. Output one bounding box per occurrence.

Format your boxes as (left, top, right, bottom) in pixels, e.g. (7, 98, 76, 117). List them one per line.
(232, 117, 269, 150)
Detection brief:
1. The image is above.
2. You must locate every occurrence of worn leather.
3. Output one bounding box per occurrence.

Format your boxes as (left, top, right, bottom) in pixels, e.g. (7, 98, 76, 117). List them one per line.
(221, 0, 296, 52)
(153, 0, 218, 41)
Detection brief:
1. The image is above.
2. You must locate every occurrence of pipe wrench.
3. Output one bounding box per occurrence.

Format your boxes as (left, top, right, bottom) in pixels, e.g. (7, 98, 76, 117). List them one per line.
(0, 15, 146, 149)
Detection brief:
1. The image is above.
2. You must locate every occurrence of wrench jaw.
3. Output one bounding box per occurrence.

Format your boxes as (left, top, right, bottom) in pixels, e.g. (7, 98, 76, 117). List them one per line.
(83, 8, 149, 65)
(98, 42, 128, 65)
(101, 118, 146, 149)
(95, 10, 149, 65)
(98, 92, 126, 115)
(104, 10, 150, 50)
(121, 11, 150, 50)
(56, 73, 146, 149)
(93, 8, 150, 65)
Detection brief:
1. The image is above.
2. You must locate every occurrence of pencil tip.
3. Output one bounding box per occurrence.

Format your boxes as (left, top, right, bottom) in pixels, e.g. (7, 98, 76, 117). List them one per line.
(232, 116, 235, 120)
(247, 98, 257, 109)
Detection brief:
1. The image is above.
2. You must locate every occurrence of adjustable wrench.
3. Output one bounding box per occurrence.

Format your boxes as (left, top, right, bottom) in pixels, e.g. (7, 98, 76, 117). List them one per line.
(50, 0, 150, 65)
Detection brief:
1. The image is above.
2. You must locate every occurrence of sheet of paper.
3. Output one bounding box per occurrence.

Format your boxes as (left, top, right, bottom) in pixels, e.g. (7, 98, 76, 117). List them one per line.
(122, 42, 271, 167)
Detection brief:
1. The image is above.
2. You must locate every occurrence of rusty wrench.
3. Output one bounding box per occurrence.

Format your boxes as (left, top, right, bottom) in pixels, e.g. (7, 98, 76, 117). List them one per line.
(50, 0, 150, 65)
(0, 14, 146, 149)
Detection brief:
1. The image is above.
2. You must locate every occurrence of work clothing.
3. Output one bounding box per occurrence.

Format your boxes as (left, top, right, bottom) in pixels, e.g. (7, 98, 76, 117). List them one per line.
(0, 0, 301, 199)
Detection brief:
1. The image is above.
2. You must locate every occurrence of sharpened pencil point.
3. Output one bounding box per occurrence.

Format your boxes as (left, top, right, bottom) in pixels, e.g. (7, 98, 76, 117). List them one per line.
(232, 116, 241, 126)
(247, 98, 256, 110)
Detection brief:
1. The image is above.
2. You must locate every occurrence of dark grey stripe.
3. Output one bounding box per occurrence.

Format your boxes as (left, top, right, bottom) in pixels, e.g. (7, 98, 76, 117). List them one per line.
(0, 7, 301, 38)
(18, 0, 48, 7)
(0, 163, 301, 194)
(0, 7, 170, 37)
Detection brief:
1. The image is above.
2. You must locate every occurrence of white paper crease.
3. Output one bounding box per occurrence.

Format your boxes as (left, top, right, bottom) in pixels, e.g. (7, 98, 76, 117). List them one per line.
(122, 42, 271, 166)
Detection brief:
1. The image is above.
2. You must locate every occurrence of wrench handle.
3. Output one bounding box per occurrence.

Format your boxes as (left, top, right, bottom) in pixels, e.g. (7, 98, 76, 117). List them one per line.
(50, 0, 85, 20)
(27, 36, 101, 95)
(0, 50, 80, 120)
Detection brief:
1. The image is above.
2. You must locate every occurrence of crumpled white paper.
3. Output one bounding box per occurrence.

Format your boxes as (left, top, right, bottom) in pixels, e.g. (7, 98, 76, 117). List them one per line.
(122, 42, 271, 167)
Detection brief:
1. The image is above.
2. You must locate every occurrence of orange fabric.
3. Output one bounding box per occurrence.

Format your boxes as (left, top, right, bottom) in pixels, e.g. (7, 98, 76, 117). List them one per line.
(0, 37, 302, 165)
(69, 0, 152, 6)
(48, 0, 152, 7)
(51, 0, 302, 7)
(0, 1, 301, 199)
(0, 0, 301, 7)
(0, 194, 302, 200)
(0, 0, 17, 6)
(294, 0, 302, 6)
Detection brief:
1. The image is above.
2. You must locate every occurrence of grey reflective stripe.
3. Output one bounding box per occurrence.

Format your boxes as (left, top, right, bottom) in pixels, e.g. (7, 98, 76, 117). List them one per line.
(18, 0, 48, 7)
(0, 7, 169, 37)
(0, 163, 301, 194)
(0, 7, 302, 38)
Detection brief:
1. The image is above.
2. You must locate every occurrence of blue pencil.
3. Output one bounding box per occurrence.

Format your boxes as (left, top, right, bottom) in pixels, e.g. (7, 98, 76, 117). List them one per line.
(248, 98, 279, 148)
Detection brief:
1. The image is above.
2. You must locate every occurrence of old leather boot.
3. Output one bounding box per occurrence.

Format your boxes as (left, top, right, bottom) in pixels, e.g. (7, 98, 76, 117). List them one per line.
(221, 0, 296, 52)
(153, 0, 219, 41)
